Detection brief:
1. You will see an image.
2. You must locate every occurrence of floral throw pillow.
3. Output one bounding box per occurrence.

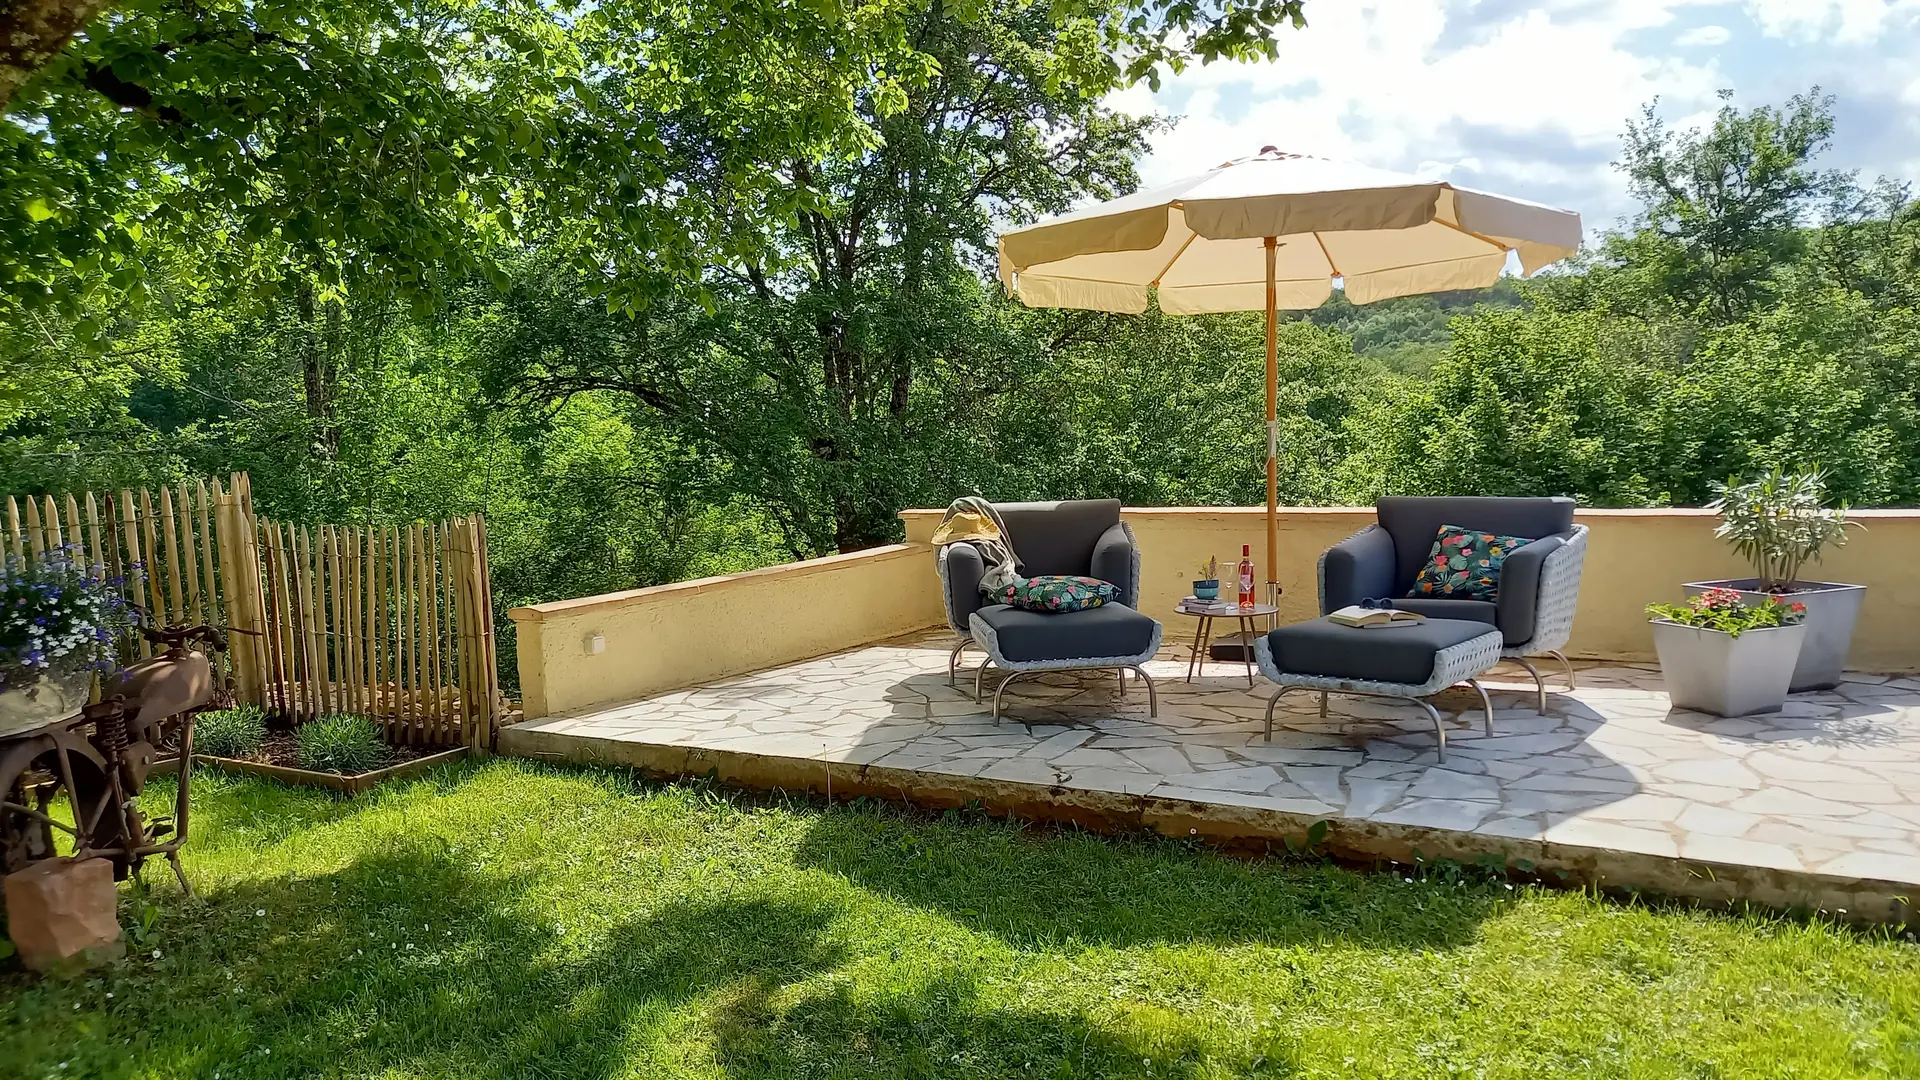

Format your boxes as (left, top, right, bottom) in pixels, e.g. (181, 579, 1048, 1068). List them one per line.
(1408, 525, 1536, 602)
(1000, 575, 1117, 613)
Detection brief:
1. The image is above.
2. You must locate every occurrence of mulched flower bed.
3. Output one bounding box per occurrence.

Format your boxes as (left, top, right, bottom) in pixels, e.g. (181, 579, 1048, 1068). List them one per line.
(240, 730, 444, 772)
(188, 730, 470, 793)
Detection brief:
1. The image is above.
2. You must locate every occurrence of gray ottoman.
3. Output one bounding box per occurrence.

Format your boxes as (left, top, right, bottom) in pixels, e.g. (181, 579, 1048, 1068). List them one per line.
(970, 603, 1164, 719)
(1253, 617, 1502, 762)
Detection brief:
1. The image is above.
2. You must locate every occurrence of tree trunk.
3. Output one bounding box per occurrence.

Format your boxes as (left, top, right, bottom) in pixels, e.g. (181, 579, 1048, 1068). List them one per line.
(294, 281, 341, 461)
(0, 0, 117, 110)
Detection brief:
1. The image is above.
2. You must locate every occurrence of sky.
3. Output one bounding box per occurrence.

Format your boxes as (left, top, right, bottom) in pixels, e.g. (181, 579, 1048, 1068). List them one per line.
(1108, 0, 1920, 236)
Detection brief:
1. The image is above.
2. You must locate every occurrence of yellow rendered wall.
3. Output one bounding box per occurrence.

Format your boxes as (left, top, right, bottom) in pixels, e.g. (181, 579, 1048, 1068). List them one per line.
(513, 506, 1920, 718)
(902, 506, 1920, 674)
(508, 544, 946, 718)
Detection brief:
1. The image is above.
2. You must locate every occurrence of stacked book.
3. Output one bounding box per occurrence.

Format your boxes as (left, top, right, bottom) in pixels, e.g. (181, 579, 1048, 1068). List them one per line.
(1178, 596, 1244, 615)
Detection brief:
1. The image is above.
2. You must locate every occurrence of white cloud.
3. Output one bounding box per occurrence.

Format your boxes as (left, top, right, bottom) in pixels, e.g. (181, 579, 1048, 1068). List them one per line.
(1745, 0, 1920, 44)
(1109, 0, 1729, 230)
(1677, 24, 1734, 45)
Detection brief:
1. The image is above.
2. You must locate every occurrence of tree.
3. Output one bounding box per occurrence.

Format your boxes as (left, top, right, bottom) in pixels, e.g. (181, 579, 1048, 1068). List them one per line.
(0, 0, 117, 110)
(482, 0, 1305, 552)
(1603, 89, 1853, 324)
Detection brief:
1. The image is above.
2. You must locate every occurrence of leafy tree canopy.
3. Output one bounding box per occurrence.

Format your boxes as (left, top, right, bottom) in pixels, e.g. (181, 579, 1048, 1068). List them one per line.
(2, 0, 1306, 327)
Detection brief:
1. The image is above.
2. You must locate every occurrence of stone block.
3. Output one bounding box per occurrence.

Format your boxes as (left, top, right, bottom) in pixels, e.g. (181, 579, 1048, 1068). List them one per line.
(4, 857, 124, 975)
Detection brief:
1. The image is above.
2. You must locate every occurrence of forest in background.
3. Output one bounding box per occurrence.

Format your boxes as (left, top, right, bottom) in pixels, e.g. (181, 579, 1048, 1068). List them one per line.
(5, 0, 1920, 684)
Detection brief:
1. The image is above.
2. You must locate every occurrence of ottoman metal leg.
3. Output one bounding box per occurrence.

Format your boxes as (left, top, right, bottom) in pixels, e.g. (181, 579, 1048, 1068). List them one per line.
(948, 637, 972, 687)
(1413, 698, 1447, 763)
(1510, 655, 1549, 713)
(1466, 677, 1495, 736)
(1263, 686, 1300, 740)
(974, 660, 991, 704)
(1267, 686, 1449, 763)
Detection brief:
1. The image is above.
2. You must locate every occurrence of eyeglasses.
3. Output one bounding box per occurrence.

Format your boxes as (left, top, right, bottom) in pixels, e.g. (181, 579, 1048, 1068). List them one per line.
(1359, 597, 1396, 610)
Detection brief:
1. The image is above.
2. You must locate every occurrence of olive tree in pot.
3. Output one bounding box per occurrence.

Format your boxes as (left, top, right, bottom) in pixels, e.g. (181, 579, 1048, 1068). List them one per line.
(1684, 470, 1864, 691)
(1647, 589, 1807, 717)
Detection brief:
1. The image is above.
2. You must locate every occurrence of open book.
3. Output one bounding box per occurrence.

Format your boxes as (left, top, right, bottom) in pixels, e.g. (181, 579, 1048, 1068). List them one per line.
(1327, 605, 1427, 628)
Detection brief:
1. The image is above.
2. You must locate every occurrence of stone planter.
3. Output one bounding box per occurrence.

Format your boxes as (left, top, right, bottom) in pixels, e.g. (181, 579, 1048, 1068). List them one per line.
(1683, 578, 1864, 691)
(1650, 619, 1806, 717)
(0, 672, 93, 740)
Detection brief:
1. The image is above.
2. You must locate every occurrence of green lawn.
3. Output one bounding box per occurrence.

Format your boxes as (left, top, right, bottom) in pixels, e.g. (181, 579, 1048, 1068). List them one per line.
(4, 759, 1918, 1079)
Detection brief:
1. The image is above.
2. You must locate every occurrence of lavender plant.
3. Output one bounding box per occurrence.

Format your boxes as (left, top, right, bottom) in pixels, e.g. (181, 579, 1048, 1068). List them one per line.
(0, 547, 135, 691)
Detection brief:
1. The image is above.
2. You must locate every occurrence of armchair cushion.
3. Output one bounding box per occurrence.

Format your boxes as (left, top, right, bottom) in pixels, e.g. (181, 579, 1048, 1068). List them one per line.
(1320, 525, 1397, 613)
(996, 500, 1122, 577)
(1394, 597, 1498, 628)
(1090, 521, 1138, 608)
(1409, 525, 1538, 602)
(1377, 497, 1575, 594)
(1493, 532, 1567, 645)
(938, 542, 988, 633)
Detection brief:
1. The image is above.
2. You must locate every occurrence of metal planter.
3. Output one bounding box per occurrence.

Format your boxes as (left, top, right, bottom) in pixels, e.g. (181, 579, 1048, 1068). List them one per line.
(1650, 619, 1806, 717)
(1683, 579, 1864, 691)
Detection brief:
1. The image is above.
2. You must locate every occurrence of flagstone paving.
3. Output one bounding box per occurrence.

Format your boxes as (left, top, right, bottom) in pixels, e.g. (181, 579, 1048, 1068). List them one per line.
(503, 631, 1920, 904)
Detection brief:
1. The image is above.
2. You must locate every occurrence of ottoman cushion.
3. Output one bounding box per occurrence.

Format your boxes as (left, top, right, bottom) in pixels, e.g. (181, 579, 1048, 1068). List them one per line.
(1265, 617, 1498, 686)
(972, 603, 1158, 664)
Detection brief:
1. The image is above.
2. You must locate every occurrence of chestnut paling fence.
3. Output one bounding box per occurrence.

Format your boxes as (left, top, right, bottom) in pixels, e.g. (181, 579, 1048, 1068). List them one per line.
(0, 473, 500, 749)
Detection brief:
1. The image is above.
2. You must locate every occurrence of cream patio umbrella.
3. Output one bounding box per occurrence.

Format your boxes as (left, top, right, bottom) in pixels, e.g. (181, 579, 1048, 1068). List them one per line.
(996, 147, 1582, 607)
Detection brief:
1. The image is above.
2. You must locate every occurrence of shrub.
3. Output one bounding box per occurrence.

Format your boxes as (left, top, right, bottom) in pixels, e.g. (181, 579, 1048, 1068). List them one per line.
(195, 704, 267, 759)
(1646, 587, 1806, 637)
(1708, 468, 1862, 590)
(294, 714, 388, 774)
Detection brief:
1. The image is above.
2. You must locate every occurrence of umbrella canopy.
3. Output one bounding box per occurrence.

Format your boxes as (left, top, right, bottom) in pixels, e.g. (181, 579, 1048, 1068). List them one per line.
(997, 149, 1582, 314)
(995, 148, 1582, 607)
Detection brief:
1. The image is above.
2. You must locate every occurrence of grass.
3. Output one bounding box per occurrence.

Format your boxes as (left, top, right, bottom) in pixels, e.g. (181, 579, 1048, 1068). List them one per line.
(3, 759, 1917, 1079)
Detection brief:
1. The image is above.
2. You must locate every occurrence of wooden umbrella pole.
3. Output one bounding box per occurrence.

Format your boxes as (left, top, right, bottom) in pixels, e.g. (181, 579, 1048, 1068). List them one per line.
(1263, 236, 1280, 616)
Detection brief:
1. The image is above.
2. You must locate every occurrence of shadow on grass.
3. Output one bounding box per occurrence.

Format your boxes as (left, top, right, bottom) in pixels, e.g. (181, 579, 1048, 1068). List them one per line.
(8, 821, 1256, 1078)
(788, 799, 1498, 952)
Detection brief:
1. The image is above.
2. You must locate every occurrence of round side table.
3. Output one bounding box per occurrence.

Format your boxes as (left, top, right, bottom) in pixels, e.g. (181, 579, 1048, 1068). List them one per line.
(1177, 602, 1279, 685)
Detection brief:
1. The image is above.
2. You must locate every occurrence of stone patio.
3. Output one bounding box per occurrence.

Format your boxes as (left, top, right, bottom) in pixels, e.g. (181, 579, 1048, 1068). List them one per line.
(501, 631, 1920, 922)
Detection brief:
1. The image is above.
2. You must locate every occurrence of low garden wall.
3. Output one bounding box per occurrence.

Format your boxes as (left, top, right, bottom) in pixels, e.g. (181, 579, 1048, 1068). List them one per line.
(902, 505, 1920, 673)
(508, 544, 945, 718)
(511, 506, 1920, 719)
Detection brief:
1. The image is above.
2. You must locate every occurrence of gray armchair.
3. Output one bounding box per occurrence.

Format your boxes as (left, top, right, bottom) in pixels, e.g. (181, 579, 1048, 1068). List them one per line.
(936, 499, 1160, 717)
(1319, 496, 1588, 708)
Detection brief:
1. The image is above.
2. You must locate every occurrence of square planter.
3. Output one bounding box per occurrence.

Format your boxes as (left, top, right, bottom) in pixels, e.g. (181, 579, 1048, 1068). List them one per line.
(1683, 579, 1864, 691)
(1650, 619, 1806, 717)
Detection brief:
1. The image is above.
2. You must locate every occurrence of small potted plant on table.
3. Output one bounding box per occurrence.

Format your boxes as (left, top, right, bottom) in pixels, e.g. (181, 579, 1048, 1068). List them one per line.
(1647, 588, 1807, 716)
(1685, 469, 1863, 691)
(1193, 556, 1221, 602)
